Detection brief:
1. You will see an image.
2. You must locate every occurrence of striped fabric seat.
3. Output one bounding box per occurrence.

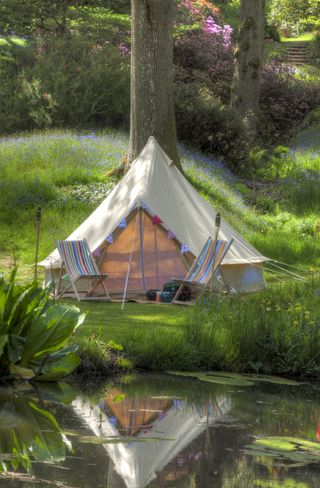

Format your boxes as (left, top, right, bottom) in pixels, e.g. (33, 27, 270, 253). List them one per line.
(56, 239, 110, 301)
(187, 238, 230, 286)
(57, 240, 98, 278)
(172, 237, 233, 302)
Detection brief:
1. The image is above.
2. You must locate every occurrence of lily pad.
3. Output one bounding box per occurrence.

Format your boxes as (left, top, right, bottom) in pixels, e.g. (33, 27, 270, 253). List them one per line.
(77, 436, 174, 445)
(245, 436, 320, 467)
(248, 375, 302, 386)
(168, 371, 254, 387)
(168, 371, 302, 387)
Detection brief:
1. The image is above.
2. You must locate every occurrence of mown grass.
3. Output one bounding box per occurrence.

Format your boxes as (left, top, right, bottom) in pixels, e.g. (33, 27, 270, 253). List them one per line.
(68, 301, 187, 343)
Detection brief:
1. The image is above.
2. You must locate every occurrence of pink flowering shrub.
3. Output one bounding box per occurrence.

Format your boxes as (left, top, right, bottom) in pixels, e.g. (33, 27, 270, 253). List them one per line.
(203, 17, 233, 48)
(178, 0, 221, 22)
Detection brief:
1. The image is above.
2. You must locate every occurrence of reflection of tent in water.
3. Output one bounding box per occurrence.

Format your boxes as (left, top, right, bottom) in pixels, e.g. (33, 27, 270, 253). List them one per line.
(72, 389, 231, 488)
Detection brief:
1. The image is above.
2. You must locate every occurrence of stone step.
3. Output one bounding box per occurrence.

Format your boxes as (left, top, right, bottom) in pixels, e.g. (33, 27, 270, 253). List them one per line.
(287, 47, 308, 50)
(287, 48, 308, 52)
(288, 53, 309, 59)
(282, 41, 310, 46)
(284, 42, 310, 66)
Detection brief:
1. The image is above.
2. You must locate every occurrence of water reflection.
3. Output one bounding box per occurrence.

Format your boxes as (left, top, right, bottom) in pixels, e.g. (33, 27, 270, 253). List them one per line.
(0, 383, 72, 478)
(1, 374, 320, 487)
(72, 385, 231, 488)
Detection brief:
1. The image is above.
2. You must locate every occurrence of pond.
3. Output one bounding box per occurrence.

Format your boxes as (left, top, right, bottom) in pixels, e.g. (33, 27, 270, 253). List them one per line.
(1, 373, 320, 487)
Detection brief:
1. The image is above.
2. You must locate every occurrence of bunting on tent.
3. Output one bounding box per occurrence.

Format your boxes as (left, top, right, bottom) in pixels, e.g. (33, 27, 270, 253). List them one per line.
(167, 230, 176, 240)
(152, 215, 163, 225)
(181, 243, 190, 254)
(93, 248, 101, 257)
(118, 218, 127, 229)
(106, 234, 113, 244)
(141, 201, 149, 211)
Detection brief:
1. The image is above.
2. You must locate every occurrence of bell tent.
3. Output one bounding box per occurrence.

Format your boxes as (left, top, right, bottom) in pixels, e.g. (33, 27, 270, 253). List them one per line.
(41, 137, 268, 295)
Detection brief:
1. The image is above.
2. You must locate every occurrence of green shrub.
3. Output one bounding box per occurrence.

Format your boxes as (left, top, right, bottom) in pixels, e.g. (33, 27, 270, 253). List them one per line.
(0, 36, 130, 132)
(265, 24, 281, 42)
(175, 79, 250, 172)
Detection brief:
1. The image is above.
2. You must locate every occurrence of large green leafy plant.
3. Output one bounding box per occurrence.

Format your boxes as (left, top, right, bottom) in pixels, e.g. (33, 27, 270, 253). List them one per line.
(0, 269, 84, 381)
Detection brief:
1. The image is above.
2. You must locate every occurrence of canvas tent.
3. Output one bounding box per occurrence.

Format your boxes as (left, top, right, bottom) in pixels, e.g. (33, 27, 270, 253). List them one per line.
(72, 392, 231, 488)
(41, 136, 268, 295)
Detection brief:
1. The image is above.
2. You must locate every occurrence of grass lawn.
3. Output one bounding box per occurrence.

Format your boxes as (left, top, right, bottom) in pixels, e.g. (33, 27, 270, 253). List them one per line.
(67, 299, 188, 343)
(280, 32, 316, 43)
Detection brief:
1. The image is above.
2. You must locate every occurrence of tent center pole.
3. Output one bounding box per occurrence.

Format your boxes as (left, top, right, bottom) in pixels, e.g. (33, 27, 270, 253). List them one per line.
(121, 209, 139, 310)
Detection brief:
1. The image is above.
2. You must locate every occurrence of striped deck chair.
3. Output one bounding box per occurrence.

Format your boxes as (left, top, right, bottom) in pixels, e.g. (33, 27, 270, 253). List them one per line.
(172, 237, 233, 303)
(56, 239, 110, 301)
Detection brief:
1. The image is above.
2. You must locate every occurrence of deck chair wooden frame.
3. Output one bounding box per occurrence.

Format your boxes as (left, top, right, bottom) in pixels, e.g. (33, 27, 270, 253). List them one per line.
(172, 237, 234, 303)
(56, 239, 110, 301)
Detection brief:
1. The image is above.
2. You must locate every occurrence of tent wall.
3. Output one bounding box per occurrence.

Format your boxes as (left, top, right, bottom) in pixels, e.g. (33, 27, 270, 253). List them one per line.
(100, 211, 191, 292)
(41, 137, 268, 296)
(221, 263, 266, 292)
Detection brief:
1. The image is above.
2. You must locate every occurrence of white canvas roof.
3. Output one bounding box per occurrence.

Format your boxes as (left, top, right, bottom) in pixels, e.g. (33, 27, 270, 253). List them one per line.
(72, 395, 231, 488)
(41, 136, 267, 269)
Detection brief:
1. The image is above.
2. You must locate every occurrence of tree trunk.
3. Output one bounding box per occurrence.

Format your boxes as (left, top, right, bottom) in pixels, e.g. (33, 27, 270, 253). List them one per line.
(230, 0, 265, 135)
(128, 0, 182, 171)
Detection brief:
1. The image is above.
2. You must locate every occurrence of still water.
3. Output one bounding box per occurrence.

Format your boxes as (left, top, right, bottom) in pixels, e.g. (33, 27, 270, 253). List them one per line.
(1, 373, 320, 487)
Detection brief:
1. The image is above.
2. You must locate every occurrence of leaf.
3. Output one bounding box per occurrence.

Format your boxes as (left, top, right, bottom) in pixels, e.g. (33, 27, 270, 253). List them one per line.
(168, 371, 302, 387)
(247, 375, 302, 386)
(28, 382, 77, 405)
(7, 334, 25, 363)
(8, 364, 35, 380)
(77, 436, 175, 445)
(168, 371, 254, 387)
(113, 394, 125, 403)
(107, 340, 123, 351)
(0, 335, 8, 358)
(33, 351, 80, 382)
(20, 304, 84, 366)
(245, 436, 320, 467)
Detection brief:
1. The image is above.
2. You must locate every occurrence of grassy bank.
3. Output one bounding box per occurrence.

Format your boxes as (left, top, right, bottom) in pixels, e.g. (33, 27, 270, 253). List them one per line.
(0, 128, 320, 279)
(0, 129, 320, 378)
(68, 280, 320, 378)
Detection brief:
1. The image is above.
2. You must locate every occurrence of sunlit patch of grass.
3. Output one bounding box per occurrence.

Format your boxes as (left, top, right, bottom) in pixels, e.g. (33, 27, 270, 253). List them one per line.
(0, 36, 28, 47)
(280, 33, 316, 43)
(293, 65, 320, 84)
(67, 301, 186, 343)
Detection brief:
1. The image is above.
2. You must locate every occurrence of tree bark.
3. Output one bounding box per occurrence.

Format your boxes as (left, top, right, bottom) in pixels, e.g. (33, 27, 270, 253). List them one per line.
(128, 0, 182, 171)
(230, 0, 265, 135)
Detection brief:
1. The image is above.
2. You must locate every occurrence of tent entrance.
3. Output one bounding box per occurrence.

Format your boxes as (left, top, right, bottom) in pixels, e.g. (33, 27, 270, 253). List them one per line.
(98, 209, 192, 293)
